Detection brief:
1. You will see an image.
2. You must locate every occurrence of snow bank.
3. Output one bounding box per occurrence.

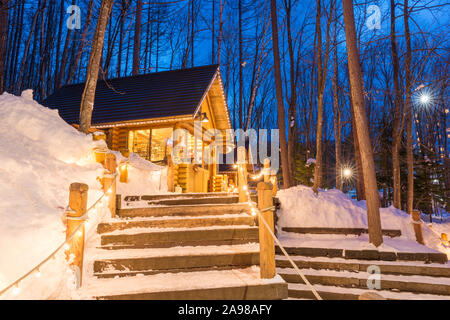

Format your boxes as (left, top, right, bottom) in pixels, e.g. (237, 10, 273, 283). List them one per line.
(277, 185, 450, 256)
(0, 92, 106, 299)
(115, 152, 168, 196)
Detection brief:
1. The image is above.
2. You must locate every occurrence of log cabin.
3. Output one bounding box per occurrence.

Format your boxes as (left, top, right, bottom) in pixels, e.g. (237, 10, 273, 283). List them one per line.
(42, 65, 235, 193)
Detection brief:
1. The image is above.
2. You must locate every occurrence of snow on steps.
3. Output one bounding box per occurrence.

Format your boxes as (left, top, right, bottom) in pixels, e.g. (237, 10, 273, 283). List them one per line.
(83, 193, 287, 300)
(100, 225, 259, 249)
(276, 255, 450, 277)
(94, 247, 260, 278)
(275, 234, 450, 299)
(287, 283, 450, 300)
(97, 213, 255, 234)
(282, 227, 402, 238)
(118, 203, 252, 218)
(278, 266, 450, 296)
(81, 267, 287, 300)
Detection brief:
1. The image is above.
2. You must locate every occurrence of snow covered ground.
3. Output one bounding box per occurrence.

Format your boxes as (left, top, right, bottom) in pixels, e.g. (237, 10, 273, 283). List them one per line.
(0, 92, 166, 299)
(276, 185, 450, 256)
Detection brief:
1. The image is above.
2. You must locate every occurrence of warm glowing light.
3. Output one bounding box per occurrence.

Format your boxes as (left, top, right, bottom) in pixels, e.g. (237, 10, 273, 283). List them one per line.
(77, 230, 83, 237)
(64, 243, 70, 251)
(12, 285, 20, 295)
(343, 168, 352, 178)
(243, 185, 248, 191)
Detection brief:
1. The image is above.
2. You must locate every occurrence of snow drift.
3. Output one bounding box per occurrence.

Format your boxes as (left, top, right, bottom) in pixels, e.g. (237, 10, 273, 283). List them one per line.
(0, 91, 109, 298)
(277, 185, 450, 256)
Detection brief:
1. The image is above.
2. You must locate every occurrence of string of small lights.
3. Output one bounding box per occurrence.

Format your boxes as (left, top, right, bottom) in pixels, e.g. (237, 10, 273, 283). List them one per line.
(0, 173, 118, 298)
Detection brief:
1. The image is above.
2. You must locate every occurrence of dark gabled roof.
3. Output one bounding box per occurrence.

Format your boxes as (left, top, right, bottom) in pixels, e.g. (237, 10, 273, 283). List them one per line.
(41, 65, 219, 125)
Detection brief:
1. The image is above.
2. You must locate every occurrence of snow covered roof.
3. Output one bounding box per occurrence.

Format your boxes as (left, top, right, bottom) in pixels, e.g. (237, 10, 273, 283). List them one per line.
(41, 65, 220, 125)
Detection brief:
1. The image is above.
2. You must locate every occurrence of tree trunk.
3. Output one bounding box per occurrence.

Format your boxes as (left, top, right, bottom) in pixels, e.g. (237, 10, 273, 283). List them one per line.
(238, 0, 243, 129)
(390, 0, 402, 209)
(313, 0, 333, 193)
(0, 0, 9, 93)
(342, 0, 382, 246)
(351, 96, 365, 200)
(217, 0, 224, 66)
(132, 0, 142, 75)
(79, 0, 114, 134)
(285, 0, 297, 186)
(404, 0, 414, 214)
(332, 37, 342, 190)
(67, 0, 95, 84)
(270, 0, 291, 188)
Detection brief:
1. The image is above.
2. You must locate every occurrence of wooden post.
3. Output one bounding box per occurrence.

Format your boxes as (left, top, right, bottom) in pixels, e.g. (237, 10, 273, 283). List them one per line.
(271, 173, 278, 196)
(93, 147, 107, 165)
(167, 154, 174, 192)
(257, 182, 276, 279)
(238, 164, 248, 203)
(119, 162, 128, 183)
(237, 146, 248, 203)
(442, 233, 448, 246)
(93, 132, 106, 142)
(65, 183, 88, 287)
(412, 210, 424, 245)
(264, 158, 271, 183)
(103, 153, 117, 218)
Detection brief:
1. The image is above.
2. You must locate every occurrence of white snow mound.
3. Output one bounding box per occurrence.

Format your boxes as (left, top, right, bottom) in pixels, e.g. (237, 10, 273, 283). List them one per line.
(0, 92, 106, 298)
(277, 185, 450, 256)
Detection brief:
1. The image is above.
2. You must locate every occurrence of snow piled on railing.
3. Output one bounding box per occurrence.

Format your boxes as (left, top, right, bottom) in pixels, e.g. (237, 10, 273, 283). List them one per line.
(113, 152, 168, 195)
(0, 91, 106, 299)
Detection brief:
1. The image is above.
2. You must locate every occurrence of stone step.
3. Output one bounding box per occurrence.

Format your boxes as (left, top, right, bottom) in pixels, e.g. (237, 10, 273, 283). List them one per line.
(101, 227, 259, 249)
(97, 214, 255, 234)
(288, 286, 360, 300)
(287, 283, 450, 300)
(118, 203, 251, 218)
(281, 227, 401, 238)
(82, 268, 288, 300)
(94, 251, 260, 278)
(275, 246, 448, 264)
(98, 283, 287, 300)
(130, 193, 237, 201)
(145, 196, 239, 206)
(276, 256, 450, 278)
(278, 269, 450, 296)
(123, 193, 257, 202)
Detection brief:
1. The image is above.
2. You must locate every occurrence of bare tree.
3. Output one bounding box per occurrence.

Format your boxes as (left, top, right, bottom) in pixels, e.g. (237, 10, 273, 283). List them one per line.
(404, 0, 413, 214)
(79, 0, 114, 133)
(313, 0, 333, 193)
(0, 0, 9, 93)
(342, 0, 382, 246)
(132, 0, 143, 75)
(270, 0, 292, 188)
(390, 0, 403, 209)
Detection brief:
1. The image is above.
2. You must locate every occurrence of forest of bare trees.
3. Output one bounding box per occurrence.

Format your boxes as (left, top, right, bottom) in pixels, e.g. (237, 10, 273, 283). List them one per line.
(0, 0, 448, 226)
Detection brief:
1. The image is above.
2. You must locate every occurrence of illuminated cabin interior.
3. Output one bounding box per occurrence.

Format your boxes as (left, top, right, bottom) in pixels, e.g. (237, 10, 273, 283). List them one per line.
(42, 65, 234, 193)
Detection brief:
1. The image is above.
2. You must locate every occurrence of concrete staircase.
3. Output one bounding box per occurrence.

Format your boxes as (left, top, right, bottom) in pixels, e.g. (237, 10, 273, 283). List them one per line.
(276, 228, 450, 300)
(82, 193, 288, 300)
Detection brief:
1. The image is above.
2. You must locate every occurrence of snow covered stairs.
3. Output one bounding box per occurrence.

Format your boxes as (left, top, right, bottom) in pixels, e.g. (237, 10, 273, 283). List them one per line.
(84, 193, 288, 300)
(275, 232, 450, 300)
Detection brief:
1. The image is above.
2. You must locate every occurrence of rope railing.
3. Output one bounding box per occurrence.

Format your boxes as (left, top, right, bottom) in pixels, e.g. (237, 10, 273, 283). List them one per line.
(236, 160, 323, 301)
(257, 206, 323, 300)
(0, 173, 117, 298)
